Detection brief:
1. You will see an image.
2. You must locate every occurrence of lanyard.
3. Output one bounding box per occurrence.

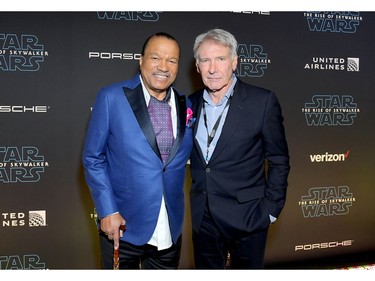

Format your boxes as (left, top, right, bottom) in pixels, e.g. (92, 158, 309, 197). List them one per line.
(202, 95, 232, 161)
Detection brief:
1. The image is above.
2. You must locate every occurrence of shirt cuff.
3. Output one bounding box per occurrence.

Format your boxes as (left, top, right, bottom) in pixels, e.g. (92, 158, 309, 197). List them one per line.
(269, 214, 277, 223)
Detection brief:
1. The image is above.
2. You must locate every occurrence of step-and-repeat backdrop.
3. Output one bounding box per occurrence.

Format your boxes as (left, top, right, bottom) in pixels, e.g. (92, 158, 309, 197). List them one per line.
(1, 12, 374, 269)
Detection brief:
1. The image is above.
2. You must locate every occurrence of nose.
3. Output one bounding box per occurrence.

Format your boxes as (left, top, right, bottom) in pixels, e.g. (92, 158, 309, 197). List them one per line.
(208, 61, 217, 74)
(157, 59, 168, 71)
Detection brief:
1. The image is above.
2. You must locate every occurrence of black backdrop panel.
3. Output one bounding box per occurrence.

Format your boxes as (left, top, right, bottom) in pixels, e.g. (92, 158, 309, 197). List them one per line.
(1, 12, 374, 269)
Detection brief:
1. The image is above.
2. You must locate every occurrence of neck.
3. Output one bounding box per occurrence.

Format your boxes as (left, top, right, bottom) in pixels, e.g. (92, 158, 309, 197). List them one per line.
(151, 92, 166, 101)
(208, 90, 226, 105)
(150, 88, 171, 102)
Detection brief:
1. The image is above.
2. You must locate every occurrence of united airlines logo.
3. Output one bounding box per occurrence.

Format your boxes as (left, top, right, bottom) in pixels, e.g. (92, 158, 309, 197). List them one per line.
(347, 58, 360, 71)
(304, 12, 362, 33)
(302, 95, 360, 126)
(0, 33, 48, 71)
(0, 146, 49, 183)
(29, 210, 47, 227)
(236, 44, 271, 77)
(304, 57, 359, 72)
(1, 210, 47, 227)
(299, 186, 355, 218)
(97, 11, 160, 22)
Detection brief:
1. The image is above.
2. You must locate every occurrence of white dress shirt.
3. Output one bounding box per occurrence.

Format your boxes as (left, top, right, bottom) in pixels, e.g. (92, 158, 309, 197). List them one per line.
(140, 76, 176, 250)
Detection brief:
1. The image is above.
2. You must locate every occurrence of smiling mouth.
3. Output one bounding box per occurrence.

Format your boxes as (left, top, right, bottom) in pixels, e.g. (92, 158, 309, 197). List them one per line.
(154, 73, 170, 79)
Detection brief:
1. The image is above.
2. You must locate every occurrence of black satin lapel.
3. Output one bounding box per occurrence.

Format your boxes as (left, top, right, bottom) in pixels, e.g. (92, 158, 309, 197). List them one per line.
(193, 95, 206, 163)
(165, 92, 186, 166)
(192, 95, 203, 137)
(123, 86, 160, 158)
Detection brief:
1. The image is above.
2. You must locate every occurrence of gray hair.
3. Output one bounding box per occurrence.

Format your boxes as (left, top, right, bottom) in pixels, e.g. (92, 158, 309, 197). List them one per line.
(193, 28, 238, 63)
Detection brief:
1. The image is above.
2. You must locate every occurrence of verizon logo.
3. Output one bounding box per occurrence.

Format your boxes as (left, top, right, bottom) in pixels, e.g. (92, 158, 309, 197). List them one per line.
(310, 150, 350, 162)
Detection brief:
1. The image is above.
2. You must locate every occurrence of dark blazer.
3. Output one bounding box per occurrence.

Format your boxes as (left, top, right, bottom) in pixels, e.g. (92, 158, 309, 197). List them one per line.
(82, 75, 193, 245)
(189, 78, 290, 239)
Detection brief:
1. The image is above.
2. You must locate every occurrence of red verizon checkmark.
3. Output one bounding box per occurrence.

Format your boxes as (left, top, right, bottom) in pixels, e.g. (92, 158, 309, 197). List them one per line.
(345, 150, 350, 158)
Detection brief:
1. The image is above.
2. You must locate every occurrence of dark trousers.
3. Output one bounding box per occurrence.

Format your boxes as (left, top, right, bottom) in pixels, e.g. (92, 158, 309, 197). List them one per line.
(192, 205, 269, 269)
(99, 232, 182, 269)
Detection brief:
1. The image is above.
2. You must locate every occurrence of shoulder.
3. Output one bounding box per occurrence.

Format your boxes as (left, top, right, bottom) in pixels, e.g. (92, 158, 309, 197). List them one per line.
(235, 78, 278, 103)
(91, 77, 139, 107)
(236, 78, 271, 95)
(188, 89, 204, 104)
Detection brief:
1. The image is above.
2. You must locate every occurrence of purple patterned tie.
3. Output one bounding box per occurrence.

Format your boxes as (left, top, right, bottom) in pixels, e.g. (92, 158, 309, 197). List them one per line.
(148, 94, 174, 163)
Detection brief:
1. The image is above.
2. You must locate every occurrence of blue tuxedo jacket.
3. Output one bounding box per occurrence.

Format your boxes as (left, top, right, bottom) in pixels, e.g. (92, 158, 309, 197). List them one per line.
(82, 75, 193, 245)
(189, 79, 290, 239)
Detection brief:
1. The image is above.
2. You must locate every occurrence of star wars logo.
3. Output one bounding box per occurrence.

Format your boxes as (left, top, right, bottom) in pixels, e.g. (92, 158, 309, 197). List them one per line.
(299, 186, 355, 218)
(302, 95, 360, 126)
(0, 254, 46, 269)
(236, 44, 270, 77)
(232, 11, 270, 16)
(0, 34, 48, 71)
(97, 11, 160, 22)
(90, 208, 98, 225)
(0, 146, 49, 183)
(304, 12, 362, 33)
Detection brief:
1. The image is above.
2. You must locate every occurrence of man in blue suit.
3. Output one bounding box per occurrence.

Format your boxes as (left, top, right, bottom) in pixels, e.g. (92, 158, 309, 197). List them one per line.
(82, 32, 194, 269)
(189, 29, 290, 269)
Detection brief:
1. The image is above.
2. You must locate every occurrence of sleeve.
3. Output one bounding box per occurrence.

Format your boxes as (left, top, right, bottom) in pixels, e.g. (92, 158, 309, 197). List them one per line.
(262, 91, 290, 217)
(82, 89, 118, 218)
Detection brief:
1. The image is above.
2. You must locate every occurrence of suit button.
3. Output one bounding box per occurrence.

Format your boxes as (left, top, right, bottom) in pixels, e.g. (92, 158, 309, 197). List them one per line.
(163, 168, 166, 172)
(206, 168, 210, 173)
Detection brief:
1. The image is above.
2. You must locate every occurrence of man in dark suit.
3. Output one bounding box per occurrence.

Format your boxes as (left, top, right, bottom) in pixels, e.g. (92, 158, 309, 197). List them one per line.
(189, 28, 290, 269)
(82, 32, 193, 269)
